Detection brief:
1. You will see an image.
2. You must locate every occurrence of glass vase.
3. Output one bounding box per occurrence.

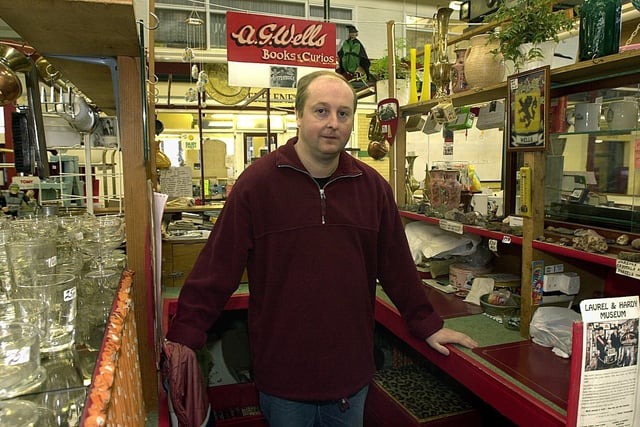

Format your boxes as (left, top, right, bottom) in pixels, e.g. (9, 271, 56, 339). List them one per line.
(578, 0, 621, 61)
(450, 48, 468, 93)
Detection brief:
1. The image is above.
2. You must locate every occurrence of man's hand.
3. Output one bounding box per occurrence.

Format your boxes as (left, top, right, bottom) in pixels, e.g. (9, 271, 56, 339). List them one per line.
(426, 327, 478, 356)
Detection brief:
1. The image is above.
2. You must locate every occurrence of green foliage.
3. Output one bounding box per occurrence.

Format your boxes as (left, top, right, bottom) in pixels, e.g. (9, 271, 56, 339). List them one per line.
(484, 0, 576, 68)
(369, 38, 421, 80)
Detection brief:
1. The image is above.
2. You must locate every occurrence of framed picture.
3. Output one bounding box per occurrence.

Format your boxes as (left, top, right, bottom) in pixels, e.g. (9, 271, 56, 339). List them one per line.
(506, 66, 550, 151)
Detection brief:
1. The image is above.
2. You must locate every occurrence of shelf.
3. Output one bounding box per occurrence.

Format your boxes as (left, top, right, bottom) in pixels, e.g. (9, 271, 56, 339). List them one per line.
(0, 0, 140, 115)
(399, 49, 640, 117)
(399, 210, 523, 246)
(532, 240, 617, 268)
(551, 129, 639, 137)
(402, 210, 627, 267)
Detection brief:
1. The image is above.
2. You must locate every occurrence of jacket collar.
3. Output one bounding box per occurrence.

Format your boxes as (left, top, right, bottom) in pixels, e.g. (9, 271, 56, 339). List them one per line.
(275, 137, 363, 178)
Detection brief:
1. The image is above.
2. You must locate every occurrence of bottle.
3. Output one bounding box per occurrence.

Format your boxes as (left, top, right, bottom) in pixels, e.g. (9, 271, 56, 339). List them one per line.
(578, 0, 621, 61)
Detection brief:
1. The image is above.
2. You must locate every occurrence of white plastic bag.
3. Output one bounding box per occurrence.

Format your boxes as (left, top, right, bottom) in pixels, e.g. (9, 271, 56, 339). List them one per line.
(529, 306, 581, 358)
(405, 221, 481, 263)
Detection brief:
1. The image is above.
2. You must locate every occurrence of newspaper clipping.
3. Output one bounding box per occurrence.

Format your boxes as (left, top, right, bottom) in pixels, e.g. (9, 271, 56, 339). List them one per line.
(577, 296, 639, 426)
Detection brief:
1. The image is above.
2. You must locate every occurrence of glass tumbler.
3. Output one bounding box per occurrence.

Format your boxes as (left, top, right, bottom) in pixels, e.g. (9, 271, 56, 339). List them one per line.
(0, 298, 48, 341)
(6, 238, 57, 291)
(14, 273, 77, 353)
(0, 322, 40, 394)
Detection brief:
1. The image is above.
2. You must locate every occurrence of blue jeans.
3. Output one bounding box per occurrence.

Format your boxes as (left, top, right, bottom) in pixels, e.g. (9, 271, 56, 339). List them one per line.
(259, 385, 369, 427)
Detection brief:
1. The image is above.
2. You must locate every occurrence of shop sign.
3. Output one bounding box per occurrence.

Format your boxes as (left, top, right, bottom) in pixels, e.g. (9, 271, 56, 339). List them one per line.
(227, 11, 336, 68)
(226, 11, 336, 88)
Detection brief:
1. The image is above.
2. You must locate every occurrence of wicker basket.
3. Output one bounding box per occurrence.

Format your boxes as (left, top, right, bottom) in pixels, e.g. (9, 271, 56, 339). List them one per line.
(479, 294, 521, 317)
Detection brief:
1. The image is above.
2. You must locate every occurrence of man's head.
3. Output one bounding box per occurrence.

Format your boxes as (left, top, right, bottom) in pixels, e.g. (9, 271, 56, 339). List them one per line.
(295, 71, 357, 116)
(347, 25, 358, 38)
(294, 71, 357, 160)
(9, 184, 19, 194)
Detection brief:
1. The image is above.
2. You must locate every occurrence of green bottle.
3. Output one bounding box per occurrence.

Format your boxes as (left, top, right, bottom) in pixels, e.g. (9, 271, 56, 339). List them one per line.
(578, 0, 621, 61)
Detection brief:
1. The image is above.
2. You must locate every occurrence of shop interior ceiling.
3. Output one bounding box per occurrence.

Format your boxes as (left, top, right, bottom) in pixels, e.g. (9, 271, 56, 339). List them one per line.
(0, 0, 636, 119)
(0, 0, 467, 117)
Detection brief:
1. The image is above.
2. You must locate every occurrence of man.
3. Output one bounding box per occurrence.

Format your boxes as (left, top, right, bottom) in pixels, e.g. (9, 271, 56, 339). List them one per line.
(610, 325, 622, 366)
(166, 70, 477, 426)
(337, 25, 372, 82)
(595, 326, 608, 369)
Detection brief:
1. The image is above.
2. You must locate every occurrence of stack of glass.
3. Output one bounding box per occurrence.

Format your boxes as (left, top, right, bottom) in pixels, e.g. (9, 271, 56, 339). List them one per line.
(0, 211, 126, 421)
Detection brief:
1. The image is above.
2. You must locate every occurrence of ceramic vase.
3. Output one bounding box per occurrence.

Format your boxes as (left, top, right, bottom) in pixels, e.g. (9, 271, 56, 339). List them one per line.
(450, 48, 468, 93)
(579, 0, 621, 61)
(463, 34, 505, 89)
(517, 40, 557, 71)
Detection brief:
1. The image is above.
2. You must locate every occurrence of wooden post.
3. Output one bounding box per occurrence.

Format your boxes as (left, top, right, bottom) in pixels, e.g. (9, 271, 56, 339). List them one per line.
(520, 150, 546, 337)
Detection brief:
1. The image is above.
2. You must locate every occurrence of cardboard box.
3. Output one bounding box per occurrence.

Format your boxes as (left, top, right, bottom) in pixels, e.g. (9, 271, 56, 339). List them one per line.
(543, 272, 580, 295)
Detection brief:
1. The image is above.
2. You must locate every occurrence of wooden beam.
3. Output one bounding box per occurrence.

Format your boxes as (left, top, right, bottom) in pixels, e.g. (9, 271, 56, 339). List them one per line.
(118, 55, 158, 411)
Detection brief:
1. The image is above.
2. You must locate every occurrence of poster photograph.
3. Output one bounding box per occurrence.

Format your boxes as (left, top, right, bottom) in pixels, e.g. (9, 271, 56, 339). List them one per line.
(575, 296, 640, 426)
(506, 66, 550, 151)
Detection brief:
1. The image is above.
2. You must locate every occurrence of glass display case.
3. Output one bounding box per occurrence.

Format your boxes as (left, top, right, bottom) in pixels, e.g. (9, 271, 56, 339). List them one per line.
(542, 85, 640, 232)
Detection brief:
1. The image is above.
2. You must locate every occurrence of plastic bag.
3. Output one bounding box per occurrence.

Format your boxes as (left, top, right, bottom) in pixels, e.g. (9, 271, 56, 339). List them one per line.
(529, 306, 582, 358)
(405, 221, 481, 263)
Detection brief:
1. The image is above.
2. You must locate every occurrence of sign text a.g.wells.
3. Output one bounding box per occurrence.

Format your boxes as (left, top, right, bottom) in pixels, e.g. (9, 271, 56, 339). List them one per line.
(226, 11, 336, 88)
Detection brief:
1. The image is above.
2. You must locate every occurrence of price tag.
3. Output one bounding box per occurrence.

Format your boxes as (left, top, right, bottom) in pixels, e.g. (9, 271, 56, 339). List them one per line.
(502, 235, 512, 244)
(616, 259, 640, 280)
(439, 219, 464, 234)
(488, 239, 498, 252)
(509, 216, 524, 227)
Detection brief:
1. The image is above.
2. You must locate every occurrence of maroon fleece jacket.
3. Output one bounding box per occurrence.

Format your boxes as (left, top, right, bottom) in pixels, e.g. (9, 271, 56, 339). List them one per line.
(166, 137, 443, 401)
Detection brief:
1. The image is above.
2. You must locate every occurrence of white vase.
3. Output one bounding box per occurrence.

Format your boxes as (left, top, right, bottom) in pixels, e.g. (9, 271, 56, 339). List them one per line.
(376, 79, 410, 105)
(517, 41, 557, 71)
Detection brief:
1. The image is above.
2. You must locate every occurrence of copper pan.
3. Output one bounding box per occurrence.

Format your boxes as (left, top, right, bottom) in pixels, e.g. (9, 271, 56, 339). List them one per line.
(0, 43, 32, 105)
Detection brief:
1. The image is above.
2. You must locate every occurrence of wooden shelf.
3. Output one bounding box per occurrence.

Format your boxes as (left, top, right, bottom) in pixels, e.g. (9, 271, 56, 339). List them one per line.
(0, 0, 140, 115)
(399, 48, 640, 117)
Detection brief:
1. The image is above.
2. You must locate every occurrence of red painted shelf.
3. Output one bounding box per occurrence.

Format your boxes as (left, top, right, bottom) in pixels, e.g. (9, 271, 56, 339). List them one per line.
(399, 210, 523, 246)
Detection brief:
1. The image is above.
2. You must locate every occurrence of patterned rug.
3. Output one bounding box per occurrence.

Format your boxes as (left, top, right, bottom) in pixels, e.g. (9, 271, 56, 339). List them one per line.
(373, 364, 477, 422)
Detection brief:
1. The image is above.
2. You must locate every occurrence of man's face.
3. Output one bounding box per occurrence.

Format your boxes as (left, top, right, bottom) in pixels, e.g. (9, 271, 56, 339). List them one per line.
(296, 76, 354, 159)
(348, 31, 358, 39)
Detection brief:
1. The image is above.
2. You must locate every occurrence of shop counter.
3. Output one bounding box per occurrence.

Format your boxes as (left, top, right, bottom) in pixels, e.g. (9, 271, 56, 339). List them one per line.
(375, 286, 569, 427)
(161, 284, 570, 426)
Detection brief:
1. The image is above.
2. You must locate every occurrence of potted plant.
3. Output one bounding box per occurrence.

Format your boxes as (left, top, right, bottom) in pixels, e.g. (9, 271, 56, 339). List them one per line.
(370, 38, 424, 103)
(483, 0, 576, 71)
(369, 38, 412, 81)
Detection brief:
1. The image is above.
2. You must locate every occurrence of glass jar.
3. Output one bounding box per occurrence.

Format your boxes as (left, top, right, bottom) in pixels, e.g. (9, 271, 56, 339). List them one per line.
(429, 169, 462, 213)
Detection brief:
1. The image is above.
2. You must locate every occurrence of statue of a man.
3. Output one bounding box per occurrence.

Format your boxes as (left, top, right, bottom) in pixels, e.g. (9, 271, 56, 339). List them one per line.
(337, 25, 372, 82)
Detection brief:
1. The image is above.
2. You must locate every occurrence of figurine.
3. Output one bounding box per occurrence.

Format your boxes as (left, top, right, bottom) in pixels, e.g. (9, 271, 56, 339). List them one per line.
(337, 25, 372, 82)
(0, 184, 35, 217)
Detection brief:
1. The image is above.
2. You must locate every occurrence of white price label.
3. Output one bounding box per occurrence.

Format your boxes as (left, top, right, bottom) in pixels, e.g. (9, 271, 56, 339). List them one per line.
(502, 235, 512, 244)
(616, 259, 640, 280)
(63, 287, 77, 302)
(488, 239, 498, 252)
(439, 219, 464, 235)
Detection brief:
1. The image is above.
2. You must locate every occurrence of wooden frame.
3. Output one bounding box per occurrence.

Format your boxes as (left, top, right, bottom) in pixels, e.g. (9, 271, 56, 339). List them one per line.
(506, 66, 550, 151)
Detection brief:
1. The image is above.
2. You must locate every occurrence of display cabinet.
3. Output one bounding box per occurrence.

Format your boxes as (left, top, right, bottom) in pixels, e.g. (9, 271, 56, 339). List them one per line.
(391, 22, 640, 336)
(0, 0, 157, 415)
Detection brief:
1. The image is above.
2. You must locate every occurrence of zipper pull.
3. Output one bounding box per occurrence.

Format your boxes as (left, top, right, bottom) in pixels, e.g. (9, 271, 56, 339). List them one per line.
(339, 398, 350, 412)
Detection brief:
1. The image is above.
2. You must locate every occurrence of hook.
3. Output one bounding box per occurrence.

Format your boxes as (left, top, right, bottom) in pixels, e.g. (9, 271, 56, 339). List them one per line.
(139, 12, 159, 31)
(147, 73, 159, 85)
